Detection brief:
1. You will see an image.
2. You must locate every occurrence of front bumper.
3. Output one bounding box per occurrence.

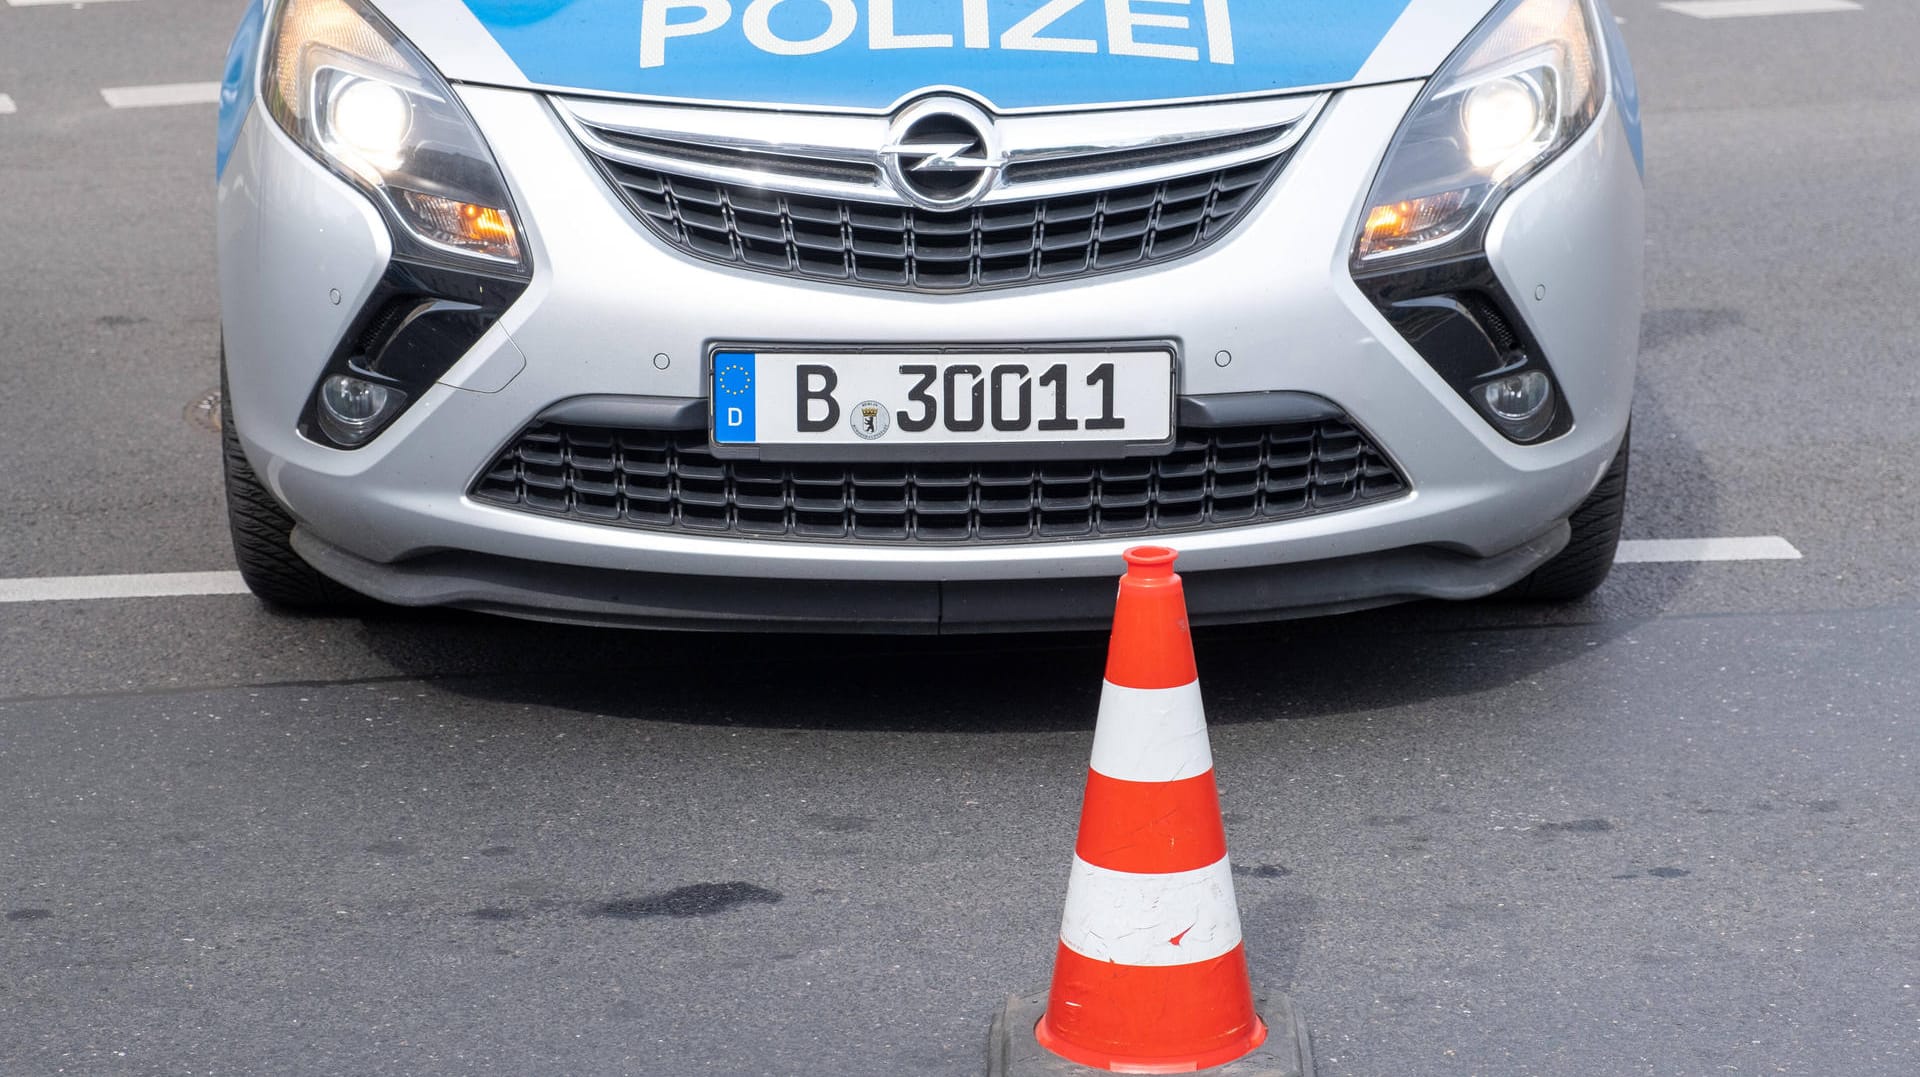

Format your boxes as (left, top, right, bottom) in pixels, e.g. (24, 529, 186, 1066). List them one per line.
(216, 78, 1642, 625)
(291, 520, 1569, 634)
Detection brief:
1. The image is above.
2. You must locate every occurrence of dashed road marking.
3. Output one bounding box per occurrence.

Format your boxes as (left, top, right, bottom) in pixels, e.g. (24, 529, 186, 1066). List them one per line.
(0, 572, 249, 604)
(1615, 537, 1803, 564)
(0, 94, 16, 115)
(100, 82, 221, 109)
(1660, 0, 1861, 18)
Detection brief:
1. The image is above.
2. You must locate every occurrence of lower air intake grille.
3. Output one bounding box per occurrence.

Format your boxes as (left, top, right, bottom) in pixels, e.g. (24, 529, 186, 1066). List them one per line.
(470, 419, 1407, 545)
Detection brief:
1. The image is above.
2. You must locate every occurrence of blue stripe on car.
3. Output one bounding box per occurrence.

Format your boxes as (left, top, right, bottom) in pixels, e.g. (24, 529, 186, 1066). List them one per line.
(459, 0, 1414, 111)
(217, 0, 266, 180)
(1597, 0, 1642, 176)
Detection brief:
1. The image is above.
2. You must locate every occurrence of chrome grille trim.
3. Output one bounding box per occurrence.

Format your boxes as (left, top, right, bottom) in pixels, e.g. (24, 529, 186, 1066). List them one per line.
(556, 93, 1326, 209)
(557, 94, 1325, 292)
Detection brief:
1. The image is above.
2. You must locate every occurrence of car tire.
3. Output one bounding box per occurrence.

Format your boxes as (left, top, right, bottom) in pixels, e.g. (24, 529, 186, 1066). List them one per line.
(221, 357, 365, 611)
(1503, 427, 1631, 602)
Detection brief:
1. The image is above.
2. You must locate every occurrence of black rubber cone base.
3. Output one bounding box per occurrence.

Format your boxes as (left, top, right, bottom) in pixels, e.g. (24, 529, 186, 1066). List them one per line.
(987, 988, 1314, 1077)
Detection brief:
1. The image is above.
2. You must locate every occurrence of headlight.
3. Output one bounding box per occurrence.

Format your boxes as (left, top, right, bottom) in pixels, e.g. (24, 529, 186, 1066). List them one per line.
(1354, 0, 1604, 266)
(264, 0, 526, 268)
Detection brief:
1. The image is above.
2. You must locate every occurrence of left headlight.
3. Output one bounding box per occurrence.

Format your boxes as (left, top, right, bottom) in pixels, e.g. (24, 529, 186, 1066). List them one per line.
(264, 0, 526, 268)
(1354, 0, 1605, 267)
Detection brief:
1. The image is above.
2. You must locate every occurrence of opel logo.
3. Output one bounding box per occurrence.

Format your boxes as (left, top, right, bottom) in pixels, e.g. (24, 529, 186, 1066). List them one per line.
(880, 98, 1004, 212)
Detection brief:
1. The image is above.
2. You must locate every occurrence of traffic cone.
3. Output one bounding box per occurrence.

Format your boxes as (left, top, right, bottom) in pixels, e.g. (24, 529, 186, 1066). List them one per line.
(988, 547, 1313, 1077)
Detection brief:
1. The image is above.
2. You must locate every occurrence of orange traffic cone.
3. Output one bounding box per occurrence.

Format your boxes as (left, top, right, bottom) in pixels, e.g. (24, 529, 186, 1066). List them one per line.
(989, 547, 1313, 1077)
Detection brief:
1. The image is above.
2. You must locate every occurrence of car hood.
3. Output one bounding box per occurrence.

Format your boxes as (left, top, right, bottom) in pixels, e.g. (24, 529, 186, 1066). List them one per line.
(378, 0, 1498, 112)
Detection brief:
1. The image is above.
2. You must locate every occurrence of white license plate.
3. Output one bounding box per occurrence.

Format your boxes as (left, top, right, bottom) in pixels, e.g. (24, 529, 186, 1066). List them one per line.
(710, 349, 1174, 451)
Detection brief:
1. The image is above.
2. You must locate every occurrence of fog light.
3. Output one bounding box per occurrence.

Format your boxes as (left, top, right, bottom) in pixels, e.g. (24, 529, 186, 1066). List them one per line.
(317, 374, 404, 446)
(1479, 370, 1555, 440)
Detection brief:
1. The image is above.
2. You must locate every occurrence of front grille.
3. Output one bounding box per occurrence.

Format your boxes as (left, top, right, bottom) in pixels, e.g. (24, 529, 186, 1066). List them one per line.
(591, 156, 1288, 293)
(470, 419, 1407, 545)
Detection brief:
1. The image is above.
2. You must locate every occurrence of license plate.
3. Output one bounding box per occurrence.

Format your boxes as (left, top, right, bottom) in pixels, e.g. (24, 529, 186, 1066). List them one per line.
(710, 349, 1174, 452)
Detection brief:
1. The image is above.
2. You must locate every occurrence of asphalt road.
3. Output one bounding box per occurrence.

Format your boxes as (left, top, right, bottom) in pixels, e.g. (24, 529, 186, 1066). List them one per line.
(3, 2, 1919, 1075)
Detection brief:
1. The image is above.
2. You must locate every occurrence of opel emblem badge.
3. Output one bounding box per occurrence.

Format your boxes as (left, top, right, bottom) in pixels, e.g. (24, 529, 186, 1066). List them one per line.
(880, 98, 1004, 212)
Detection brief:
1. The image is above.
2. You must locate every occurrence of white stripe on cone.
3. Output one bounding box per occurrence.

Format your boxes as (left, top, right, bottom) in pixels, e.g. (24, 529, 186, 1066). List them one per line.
(1088, 680, 1212, 784)
(1057, 856, 1243, 967)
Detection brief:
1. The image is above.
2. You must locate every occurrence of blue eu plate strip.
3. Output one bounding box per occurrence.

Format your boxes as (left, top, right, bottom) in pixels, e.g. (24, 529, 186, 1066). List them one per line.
(713, 352, 758, 444)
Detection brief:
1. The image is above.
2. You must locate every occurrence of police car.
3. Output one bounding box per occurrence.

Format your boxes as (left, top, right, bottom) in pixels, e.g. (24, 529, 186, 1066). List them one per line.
(216, 0, 1642, 631)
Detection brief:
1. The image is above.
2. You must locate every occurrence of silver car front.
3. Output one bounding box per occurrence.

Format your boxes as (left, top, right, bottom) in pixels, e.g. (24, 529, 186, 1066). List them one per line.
(215, 0, 1643, 631)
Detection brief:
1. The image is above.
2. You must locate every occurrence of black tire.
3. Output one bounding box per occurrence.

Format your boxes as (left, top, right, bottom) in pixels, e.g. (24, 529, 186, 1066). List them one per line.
(221, 359, 364, 611)
(1502, 427, 1631, 602)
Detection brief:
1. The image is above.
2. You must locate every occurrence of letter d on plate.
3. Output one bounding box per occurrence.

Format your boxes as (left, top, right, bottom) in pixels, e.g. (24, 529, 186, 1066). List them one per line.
(714, 351, 758, 443)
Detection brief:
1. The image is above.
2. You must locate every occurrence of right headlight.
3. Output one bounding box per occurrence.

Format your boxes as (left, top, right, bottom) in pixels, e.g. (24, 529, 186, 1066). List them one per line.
(1354, 0, 1605, 267)
(263, 0, 527, 269)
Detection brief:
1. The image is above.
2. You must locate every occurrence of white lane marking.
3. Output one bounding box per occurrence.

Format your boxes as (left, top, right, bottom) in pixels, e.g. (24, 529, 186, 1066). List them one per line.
(1660, 0, 1860, 18)
(0, 572, 249, 604)
(0, 94, 16, 115)
(1090, 680, 1213, 785)
(1615, 537, 1802, 564)
(1058, 856, 1242, 967)
(100, 82, 221, 109)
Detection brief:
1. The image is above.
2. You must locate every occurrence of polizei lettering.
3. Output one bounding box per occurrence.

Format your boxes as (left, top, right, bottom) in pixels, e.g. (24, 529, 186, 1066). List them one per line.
(640, 0, 1236, 69)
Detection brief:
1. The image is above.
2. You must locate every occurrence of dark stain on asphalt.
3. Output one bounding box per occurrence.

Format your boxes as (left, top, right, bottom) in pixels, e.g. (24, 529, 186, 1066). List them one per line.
(365, 840, 414, 856)
(1641, 307, 1743, 348)
(1365, 815, 1415, 827)
(97, 314, 147, 328)
(6, 909, 53, 922)
(1648, 867, 1691, 879)
(1806, 799, 1842, 813)
(593, 883, 783, 920)
(478, 846, 516, 857)
(802, 813, 874, 834)
(469, 907, 521, 922)
(1233, 863, 1291, 879)
(1536, 819, 1614, 835)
